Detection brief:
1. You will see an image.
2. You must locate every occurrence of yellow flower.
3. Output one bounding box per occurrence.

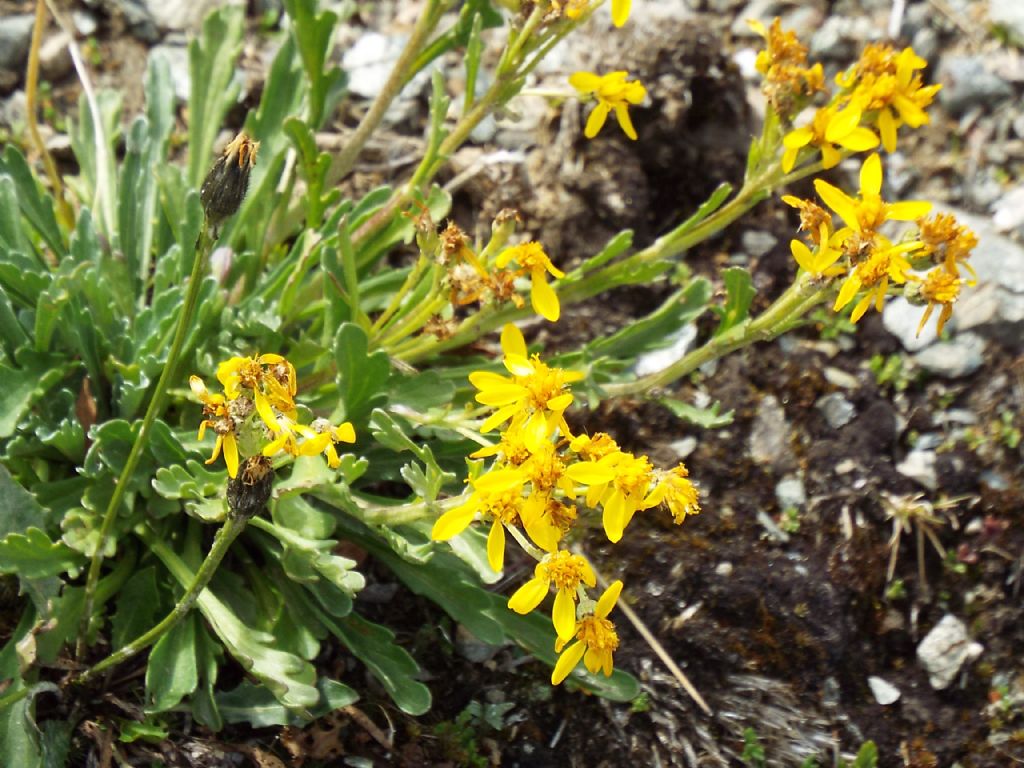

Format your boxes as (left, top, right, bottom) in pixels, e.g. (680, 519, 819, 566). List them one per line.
(552, 580, 622, 684)
(781, 196, 832, 245)
(813, 153, 931, 236)
(216, 353, 297, 432)
(837, 45, 941, 152)
(916, 213, 978, 280)
(568, 71, 647, 141)
(468, 324, 582, 446)
(781, 102, 879, 173)
(789, 224, 843, 276)
(565, 450, 655, 543)
(431, 469, 525, 572)
(644, 465, 701, 524)
(263, 417, 356, 468)
(915, 268, 961, 337)
(832, 236, 922, 322)
(748, 18, 825, 115)
(190, 375, 240, 478)
(508, 550, 597, 641)
(495, 242, 565, 322)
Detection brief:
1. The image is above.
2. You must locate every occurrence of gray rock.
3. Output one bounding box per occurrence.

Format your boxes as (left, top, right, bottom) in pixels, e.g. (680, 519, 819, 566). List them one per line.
(948, 208, 1024, 293)
(883, 297, 941, 352)
(816, 392, 856, 429)
(741, 230, 777, 257)
(455, 624, 501, 663)
(916, 614, 983, 689)
(669, 436, 698, 460)
(121, 0, 160, 43)
(731, 0, 788, 37)
(634, 324, 698, 377)
(148, 45, 190, 103)
(749, 395, 789, 467)
(142, 0, 244, 32)
(868, 676, 901, 705)
(72, 10, 99, 38)
(913, 332, 986, 378)
(775, 475, 806, 509)
(937, 56, 1013, 116)
(342, 31, 432, 125)
(989, 0, 1024, 44)
(992, 183, 1024, 237)
(823, 366, 859, 390)
(810, 16, 881, 61)
(39, 32, 72, 82)
(911, 26, 940, 62)
(896, 449, 937, 490)
(0, 14, 34, 71)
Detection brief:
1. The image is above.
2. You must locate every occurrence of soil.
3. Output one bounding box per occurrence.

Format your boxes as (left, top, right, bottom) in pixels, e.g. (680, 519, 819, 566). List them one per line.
(3, 1, 1023, 766)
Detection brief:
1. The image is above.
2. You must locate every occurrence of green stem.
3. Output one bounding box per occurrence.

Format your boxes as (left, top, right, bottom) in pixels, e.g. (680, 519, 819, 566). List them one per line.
(73, 512, 247, 687)
(327, 0, 445, 185)
(341, 489, 471, 526)
(76, 224, 213, 658)
(603, 273, 830, 396)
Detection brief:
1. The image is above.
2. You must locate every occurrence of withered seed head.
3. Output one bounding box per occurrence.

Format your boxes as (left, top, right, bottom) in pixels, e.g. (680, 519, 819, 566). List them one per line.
(200, 132, 260, 226)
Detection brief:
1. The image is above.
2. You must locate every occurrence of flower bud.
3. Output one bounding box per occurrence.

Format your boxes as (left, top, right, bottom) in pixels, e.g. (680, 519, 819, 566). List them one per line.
(200, 132, 259, 226)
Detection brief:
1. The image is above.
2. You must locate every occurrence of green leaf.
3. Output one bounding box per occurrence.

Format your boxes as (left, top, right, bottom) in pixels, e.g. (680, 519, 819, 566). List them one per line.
(585, 279, 712, 360)
(251, 517, 365, 596)
(148, 534, 320, 712)
(70, 88, 122, 238)
(306, 598, 431, 716)
(712, 266, 755, 336)
(187, 6, 245, 188)
(0, 352, 68, 439)
(388, 370, 455, 412)
(284, 0, 346, 128)
(110, 566, 161, 649)
(851, 741, 878, 768)
(215, 677, 357, 727)
(191, 620, 224, 731)
(0, 464, 51, 539)
(0, 528, 83, 579)
(117, 719, 168, 744)
(672, 182, 732, 240)
(333, 323, 390, 423)
(146, 613, 198, 712)
(0, 175, 28, 255)
(0, 688, 44, 768)
(565, 229, 633, 281)
(658, 397, 734, 429)
(0, 145, 65, 257)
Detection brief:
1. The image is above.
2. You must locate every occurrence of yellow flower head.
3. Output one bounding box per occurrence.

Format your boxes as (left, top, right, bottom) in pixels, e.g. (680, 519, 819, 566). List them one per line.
(914, 268, 961, 337)
(644, 464, 702, 525)
(813, 153, 931, 237)
(469, 324, 582, 446)
(565, 449, 655, 543)
(216, 353, 297, 433)
(552, 580, 622, 684)
(508, 550, 597, 641)
(789, 224, 844, 277)
(916, 213, 978, 280)
(190, 375, 240, 478)
(263, 417, 356, 469)
(781, 196, 832, 245)
(495, 242, 565, 322)
(748, 18, 826, 115)
(837, 44, 941, 152)
(781, 102, 879, 173)
(431, 469, 526, 572)
(833, 236, 922, 322)
(568, 70, 647, 141)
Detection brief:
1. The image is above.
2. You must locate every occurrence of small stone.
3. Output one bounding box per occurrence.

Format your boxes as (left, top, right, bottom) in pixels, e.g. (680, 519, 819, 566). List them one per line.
(455, 624, 500, 663)
(989, 0, 1024, 44)
(715, 561, 733, 577)
(896, 449, 937, 491)
(741, 230, 777, 257)
(910, 26, 940, 62)
(823, 367, 859, 390)
(121, 0, 160, 43)
(992, 183, 1024, 236)
(0, 14, 34, 71)
(775, 475, 806, 509)
(142, 0, 244, 32)
(669, 436, 698, 460)
(913, 333, 985, 378)
(816, 392, 856, 429)
(749, 395, 789, 467)
(882, 297, 940, 352)
(810, 16, 880, 61)
(937, 56, 1013, 116)
(916, 614, 983, 690)
(634, 324, 698, 377)
(72, 10, 99, 37)
(39, 32, 72, 82)
(868, 676, 901, 705)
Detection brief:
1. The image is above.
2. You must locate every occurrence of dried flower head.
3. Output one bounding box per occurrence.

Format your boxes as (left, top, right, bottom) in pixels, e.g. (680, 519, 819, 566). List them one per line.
(200, 132, 260, 226)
